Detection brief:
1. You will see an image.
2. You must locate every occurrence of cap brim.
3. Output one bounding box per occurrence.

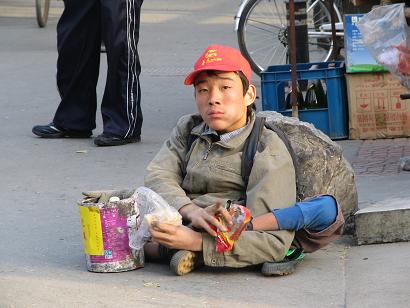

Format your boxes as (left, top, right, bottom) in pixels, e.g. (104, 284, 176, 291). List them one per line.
(184, 70, 202, 85)
(184, 64, 248, 85)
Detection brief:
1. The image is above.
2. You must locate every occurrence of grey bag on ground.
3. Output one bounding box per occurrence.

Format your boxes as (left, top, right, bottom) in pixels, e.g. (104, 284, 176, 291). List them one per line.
(259, 111, 358, 233)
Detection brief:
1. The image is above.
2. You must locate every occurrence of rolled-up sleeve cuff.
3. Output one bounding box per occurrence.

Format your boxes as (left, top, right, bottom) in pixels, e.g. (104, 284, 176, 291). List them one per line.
(202, 233, 225, 267)
(170, 196, 193, 211)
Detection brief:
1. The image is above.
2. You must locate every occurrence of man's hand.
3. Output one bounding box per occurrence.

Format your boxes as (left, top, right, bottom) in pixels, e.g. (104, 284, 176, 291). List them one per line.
(82, 188, 135, 202)
(149, 222, 203, 251)
(179, 201, 233, 237)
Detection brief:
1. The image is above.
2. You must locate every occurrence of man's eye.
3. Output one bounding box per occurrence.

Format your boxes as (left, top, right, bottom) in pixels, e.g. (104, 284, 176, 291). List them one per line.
(222, 86, 231, 90)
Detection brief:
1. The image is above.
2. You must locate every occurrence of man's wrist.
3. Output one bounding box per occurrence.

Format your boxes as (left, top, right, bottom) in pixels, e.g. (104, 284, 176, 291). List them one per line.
(179, 202, 199, 221)
(191, 231, 203, 251)
(246, 218, 254, 231)
(250, 212, 279, 231)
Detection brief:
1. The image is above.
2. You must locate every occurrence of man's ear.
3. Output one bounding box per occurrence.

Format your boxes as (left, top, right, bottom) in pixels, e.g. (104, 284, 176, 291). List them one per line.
(245, 84, 257, 106)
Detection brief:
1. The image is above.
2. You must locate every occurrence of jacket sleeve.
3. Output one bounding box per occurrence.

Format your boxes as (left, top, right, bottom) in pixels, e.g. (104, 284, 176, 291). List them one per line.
(202, 128, 297, 267)
(293, 195, 345, 253)
(144, 115, 195, 211)
(202, 229, 294, 267)
(246, 128, 297, 216)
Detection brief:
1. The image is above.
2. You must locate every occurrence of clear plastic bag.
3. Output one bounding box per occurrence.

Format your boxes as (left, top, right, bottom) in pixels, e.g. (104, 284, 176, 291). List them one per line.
(129, 187, 182, 251)
(357, 3, 410, 89)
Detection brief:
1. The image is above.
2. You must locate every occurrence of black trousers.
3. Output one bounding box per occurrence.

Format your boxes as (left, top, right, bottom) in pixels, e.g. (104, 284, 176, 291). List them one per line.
(53, 0, 143, 138)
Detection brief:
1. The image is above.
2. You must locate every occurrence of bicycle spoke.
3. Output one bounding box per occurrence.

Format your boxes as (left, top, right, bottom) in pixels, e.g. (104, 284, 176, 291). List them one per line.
(307, 0, 320, 13)
(246, 19, 284, 31)
(237, 0, 341, 75)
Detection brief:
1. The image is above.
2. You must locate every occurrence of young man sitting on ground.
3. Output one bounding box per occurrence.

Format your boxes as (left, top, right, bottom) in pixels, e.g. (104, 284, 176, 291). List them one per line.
(143, 44, 344, 276)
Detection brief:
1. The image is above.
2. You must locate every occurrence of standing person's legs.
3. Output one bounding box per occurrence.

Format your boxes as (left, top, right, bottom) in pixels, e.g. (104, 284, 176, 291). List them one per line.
(32, 0, 101, 138)
(94, 0, 144, 146)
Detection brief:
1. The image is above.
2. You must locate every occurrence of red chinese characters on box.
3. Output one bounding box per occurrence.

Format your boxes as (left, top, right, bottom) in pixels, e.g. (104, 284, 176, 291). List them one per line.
(346, 72, 410, 139)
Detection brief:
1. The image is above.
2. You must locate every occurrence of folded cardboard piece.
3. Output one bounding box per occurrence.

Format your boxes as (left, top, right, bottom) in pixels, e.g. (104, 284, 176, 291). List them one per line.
(346, 72, 410, 139)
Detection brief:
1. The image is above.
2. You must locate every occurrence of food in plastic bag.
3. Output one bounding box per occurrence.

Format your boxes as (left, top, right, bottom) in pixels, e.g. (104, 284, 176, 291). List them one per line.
(357, 3, 410, 89)
(128, 187, 182, 251)
(210, 204, 251, 253)
(393, 43, 410, 75)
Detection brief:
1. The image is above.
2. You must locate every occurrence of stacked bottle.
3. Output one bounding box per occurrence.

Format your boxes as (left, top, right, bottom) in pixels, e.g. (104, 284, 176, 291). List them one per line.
(304, 79, 327, 109)
(285, 82, 305, 110)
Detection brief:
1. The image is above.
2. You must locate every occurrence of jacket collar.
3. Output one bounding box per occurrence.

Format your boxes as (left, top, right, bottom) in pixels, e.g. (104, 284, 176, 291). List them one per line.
(190, 110, 256, 149)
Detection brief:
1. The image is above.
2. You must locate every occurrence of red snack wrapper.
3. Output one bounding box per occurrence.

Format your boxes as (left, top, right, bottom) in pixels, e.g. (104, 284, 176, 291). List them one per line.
(211, 204, 251, 253)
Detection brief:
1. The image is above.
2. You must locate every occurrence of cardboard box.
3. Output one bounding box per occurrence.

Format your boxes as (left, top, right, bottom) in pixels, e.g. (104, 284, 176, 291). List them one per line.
(346, 72, 410, 139)
(344, 14, 387, 73)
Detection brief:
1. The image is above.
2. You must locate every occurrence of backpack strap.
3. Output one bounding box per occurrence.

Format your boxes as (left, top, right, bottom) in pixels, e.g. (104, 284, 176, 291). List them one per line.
(187, 134, 199, 152)
(241, 116, 266, 188)
(183, 134, 199, 177)
(241, 116, 302, 202)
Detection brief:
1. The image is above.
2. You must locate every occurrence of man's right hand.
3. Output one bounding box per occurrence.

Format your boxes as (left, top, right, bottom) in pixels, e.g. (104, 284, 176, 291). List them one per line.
(179, 201, 233, 237)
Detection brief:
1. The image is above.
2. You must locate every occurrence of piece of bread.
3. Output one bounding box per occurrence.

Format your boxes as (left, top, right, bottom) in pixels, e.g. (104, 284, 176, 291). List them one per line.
(144, 213, 181, 226)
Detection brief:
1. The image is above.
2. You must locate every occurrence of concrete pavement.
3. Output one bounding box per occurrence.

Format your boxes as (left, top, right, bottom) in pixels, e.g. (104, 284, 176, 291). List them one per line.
(1, 1, 409, 307)
(340, 139, 410, 245)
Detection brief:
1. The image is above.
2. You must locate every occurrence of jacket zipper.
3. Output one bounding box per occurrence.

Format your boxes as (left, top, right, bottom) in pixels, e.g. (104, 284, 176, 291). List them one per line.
(203, 142, 213, 160)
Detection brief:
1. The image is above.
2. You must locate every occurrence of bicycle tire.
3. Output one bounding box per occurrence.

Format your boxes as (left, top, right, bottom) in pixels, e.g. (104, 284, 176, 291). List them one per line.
(237, 0, 341, 75)
(36, 0, 50, 28)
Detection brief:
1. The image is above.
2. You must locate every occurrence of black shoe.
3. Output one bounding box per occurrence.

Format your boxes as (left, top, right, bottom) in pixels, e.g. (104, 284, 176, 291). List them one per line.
(261, 248, 305, 276)
(94, 133, 141, 146)
(32, 123, 92, 138)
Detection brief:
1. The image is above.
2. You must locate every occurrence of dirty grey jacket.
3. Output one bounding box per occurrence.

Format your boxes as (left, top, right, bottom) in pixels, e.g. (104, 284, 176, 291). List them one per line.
(145, 111, 296, 267)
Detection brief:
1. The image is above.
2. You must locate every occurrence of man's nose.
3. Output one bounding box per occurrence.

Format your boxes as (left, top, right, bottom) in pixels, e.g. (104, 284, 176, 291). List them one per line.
(208, 88, 221, 105)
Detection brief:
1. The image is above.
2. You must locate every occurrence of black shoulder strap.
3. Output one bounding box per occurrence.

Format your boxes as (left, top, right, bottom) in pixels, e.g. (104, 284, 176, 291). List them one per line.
(241, 117, 302, 201)
(187, 134, 199, 152)
(241, 116, 266, 188)
(183, 134, 199, 176)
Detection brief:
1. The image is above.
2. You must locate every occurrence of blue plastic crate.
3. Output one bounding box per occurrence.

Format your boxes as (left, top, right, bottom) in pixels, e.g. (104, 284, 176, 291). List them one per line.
(261, 61, 348, 139)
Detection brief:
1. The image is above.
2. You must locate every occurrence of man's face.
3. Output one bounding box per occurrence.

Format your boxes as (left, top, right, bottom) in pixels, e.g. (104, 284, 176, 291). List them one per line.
(194, 71, 256, 134)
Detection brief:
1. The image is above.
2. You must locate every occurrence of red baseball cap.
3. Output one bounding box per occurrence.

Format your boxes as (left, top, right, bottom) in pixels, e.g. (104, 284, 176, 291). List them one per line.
(184, 44, 252, 85)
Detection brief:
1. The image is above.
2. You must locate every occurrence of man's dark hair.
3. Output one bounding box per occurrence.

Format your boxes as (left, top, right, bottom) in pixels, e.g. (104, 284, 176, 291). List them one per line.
(236, 71, 256, 113)
(236, 71, 249, 96)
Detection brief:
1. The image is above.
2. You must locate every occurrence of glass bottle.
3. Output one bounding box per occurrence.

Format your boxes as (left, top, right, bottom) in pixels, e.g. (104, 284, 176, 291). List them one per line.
(285, 82, 305, 110)
(304, 79, 327, 109)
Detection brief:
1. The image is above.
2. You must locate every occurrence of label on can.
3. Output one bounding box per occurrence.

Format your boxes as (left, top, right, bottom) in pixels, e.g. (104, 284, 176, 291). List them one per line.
(80, 205, 132, 262)
(80, 205, 104, 255)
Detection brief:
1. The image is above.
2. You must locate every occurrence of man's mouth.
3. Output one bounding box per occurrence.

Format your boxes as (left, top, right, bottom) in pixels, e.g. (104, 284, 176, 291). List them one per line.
(208, 110, 224, 116)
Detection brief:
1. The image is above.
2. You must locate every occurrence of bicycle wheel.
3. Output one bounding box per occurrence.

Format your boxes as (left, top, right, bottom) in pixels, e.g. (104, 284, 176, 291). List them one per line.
(36, 0, 50, 28)
(237, 0, 341, 75)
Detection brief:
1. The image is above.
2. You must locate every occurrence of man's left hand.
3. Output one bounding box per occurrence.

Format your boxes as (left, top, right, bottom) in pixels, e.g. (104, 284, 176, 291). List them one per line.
(149, 223, 203, 251)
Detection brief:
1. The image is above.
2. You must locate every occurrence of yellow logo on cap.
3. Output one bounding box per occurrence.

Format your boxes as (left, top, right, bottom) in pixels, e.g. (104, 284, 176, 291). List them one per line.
(201, 49, 222, 66)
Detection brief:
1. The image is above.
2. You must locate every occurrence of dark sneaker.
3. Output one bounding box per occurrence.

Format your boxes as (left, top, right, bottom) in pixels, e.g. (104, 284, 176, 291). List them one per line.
(261, 248, 305, 276)
(169, 250, 204, 276)
(94, 133, 141, 146)
(32, 123, 92, 138)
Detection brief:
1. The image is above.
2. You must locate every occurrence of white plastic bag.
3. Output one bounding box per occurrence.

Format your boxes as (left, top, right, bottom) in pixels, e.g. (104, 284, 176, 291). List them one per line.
(128, 187, 182, 250)
(357, 3, 410, 89)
